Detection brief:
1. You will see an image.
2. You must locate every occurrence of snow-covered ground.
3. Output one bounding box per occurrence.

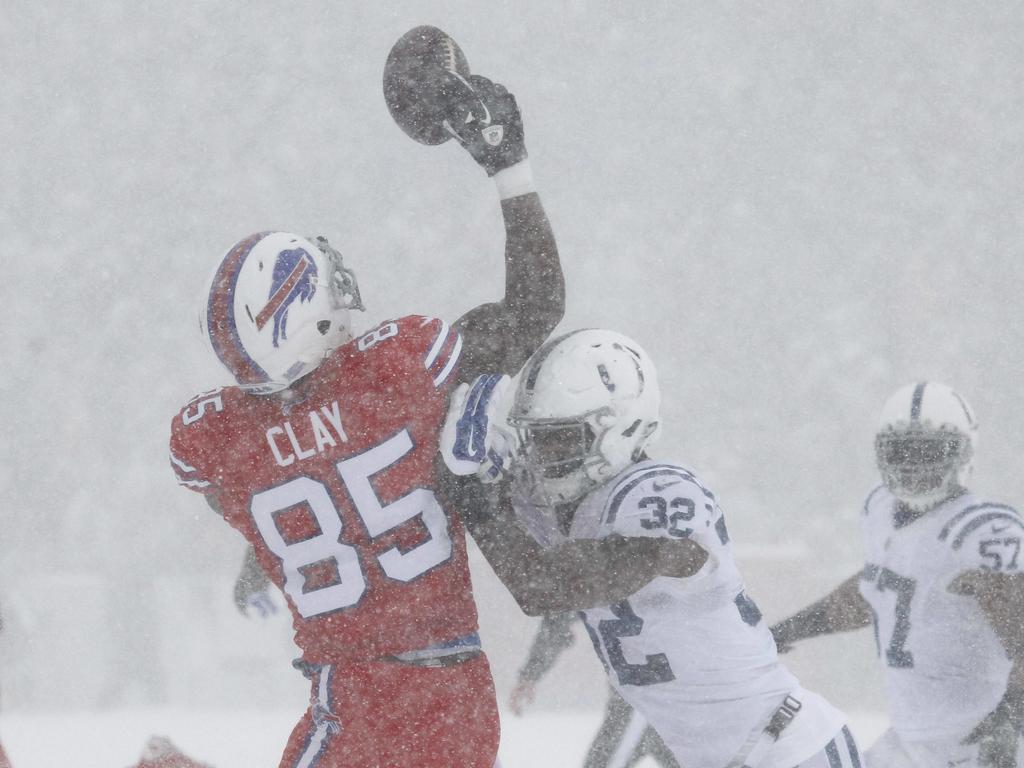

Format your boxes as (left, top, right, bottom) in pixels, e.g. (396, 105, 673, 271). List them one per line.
(1, 708, 888, 767)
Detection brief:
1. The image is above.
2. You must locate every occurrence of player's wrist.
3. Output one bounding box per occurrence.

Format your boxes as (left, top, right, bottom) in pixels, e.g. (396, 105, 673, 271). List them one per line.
(493, 159, 535, 200)
(997, 685, 1024, 724)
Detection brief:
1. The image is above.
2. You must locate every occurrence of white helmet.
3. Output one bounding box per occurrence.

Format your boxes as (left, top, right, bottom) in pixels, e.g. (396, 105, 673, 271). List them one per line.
(509, 329, 661, 506)
(202, 232, 363, 392)
(875, 381, 978, 510)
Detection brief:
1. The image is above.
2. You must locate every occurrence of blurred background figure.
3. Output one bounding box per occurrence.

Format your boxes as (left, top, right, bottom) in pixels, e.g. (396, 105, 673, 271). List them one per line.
(771, 383, 1024, 767)
(128, 736, 213, 768)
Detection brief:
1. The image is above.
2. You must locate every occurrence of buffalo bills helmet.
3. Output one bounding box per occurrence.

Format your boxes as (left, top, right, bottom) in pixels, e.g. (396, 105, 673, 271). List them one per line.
(509, 329, 661, 506)
(875, 381, 978, 510)
(201, 232, 363, 392)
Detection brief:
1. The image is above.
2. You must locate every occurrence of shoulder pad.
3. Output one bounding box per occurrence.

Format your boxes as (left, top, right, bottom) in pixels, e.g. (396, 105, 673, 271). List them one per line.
(359, 315, 463, 390)
(169, 388, 231, 493)
(602, 462, 715, 527)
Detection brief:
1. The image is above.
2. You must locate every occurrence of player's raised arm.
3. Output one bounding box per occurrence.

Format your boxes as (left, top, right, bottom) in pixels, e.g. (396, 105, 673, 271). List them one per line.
(383, 28, 563, 381)
(769, 572, 874, 653)
(446, 76, 564, 383)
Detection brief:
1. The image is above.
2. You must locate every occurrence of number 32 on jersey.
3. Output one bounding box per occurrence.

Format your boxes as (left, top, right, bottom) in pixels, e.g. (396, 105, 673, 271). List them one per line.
(250, 429, 452, 618)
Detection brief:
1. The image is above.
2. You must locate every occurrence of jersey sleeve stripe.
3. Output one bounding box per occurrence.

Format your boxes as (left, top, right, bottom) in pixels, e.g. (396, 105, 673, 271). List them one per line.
(423, 318, 451, 369)
(937, 503, 1018, 541)
(169, 451, 212, 490)
(603, 464, 701, 524)
(431, 334, 463, 388)
(863, 485, 885, 515)
(169, 451, 198, 474)
(951, 510, 1024, 550)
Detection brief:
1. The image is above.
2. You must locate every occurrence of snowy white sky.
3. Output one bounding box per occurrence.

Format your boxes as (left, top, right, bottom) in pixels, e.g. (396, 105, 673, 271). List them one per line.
(1, 0, 1022, 755)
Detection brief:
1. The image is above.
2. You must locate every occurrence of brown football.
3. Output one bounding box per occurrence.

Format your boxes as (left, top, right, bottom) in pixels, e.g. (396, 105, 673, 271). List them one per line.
(383, 26, 473, 145)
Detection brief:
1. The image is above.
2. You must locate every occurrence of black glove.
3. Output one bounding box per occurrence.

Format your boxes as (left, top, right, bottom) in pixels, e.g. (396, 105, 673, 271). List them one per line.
(965, 688, 1024, 768)
(445, 75, 527, 176)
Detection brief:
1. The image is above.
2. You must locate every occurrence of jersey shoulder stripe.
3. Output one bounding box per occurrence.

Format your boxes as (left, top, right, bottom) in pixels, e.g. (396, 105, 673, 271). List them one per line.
(950, 508, 1024, 551)
(603, 463, 709, 525)
(419, 316, 462, 388)
(937, 502, 1020, 543)
(863, 485, 886, 516)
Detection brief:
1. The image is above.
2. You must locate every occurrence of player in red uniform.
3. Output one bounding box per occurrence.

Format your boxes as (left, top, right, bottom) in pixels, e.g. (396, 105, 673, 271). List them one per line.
(169, 77, 562, 767)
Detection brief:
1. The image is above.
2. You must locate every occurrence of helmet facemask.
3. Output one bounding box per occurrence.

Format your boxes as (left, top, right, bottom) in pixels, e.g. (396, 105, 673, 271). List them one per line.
(511, 411, 607, 507)
(875, 425, 973, 510)
(873, 381, 978, 512)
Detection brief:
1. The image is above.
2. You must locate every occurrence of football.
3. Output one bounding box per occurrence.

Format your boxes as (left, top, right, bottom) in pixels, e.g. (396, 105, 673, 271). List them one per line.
(383, 26, 474, 145)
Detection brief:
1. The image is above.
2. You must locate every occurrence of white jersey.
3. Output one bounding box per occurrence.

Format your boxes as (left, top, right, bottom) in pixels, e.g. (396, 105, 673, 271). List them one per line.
(859, 486, 1022, 742)
(513, 460, 846, 768)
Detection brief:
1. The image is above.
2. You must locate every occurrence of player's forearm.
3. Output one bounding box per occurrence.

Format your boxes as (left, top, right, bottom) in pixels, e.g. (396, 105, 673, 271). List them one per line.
(521, 537, 702, 614)
(451, 186, 563, 381)
(499, 190, 564, 351)
(958, 571, 1024, 662)
(484, 531, 701, 615)
(518, 612, 576, 683)
(771, 573, 873, 646)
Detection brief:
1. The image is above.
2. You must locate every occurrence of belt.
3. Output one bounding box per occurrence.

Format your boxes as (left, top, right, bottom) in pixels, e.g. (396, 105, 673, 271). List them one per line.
(382, 632, 483, 667)
(725, 694, 803, 768)
(382, 649, 481, 668)
(292, 633, 484, 672)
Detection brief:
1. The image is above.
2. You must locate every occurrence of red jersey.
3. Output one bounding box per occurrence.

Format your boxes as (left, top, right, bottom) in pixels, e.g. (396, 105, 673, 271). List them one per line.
(169, 315, 478, 664)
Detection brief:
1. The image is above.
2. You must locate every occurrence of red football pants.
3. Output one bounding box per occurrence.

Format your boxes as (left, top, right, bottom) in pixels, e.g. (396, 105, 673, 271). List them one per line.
(279, 653, 499, 768)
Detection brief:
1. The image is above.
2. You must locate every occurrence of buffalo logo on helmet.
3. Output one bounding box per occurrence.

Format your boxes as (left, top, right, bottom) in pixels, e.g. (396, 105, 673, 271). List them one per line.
(255, 248, 318, 347)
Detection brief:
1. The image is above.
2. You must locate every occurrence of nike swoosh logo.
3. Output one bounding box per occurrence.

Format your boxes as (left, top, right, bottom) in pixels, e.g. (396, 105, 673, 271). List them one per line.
(992, 524, 1011, 534)
(466, 99, 491, 126)
(652, 479, 682, 493)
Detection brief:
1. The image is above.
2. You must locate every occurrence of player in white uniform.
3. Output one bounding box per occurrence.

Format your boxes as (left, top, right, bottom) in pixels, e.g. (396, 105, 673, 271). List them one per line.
(442, 329, 862, 768)
(771, 382, 1024, 767)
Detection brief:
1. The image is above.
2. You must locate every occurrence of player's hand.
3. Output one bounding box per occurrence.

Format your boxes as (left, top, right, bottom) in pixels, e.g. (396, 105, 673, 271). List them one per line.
(965, 689, 1024, 768)
(234, 572, 279, 619)
(441, 374, 516, 482)
(444, 75, 527, 176)
(508, 679, 537, 716)
(241, 588, 279, 619)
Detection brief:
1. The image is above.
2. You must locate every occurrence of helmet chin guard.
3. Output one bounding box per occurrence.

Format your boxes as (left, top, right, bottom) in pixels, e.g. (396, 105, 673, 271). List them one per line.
(509, 329, 661, 507)
(201, 232, 364, 392)
(874, 382, 977, 511)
